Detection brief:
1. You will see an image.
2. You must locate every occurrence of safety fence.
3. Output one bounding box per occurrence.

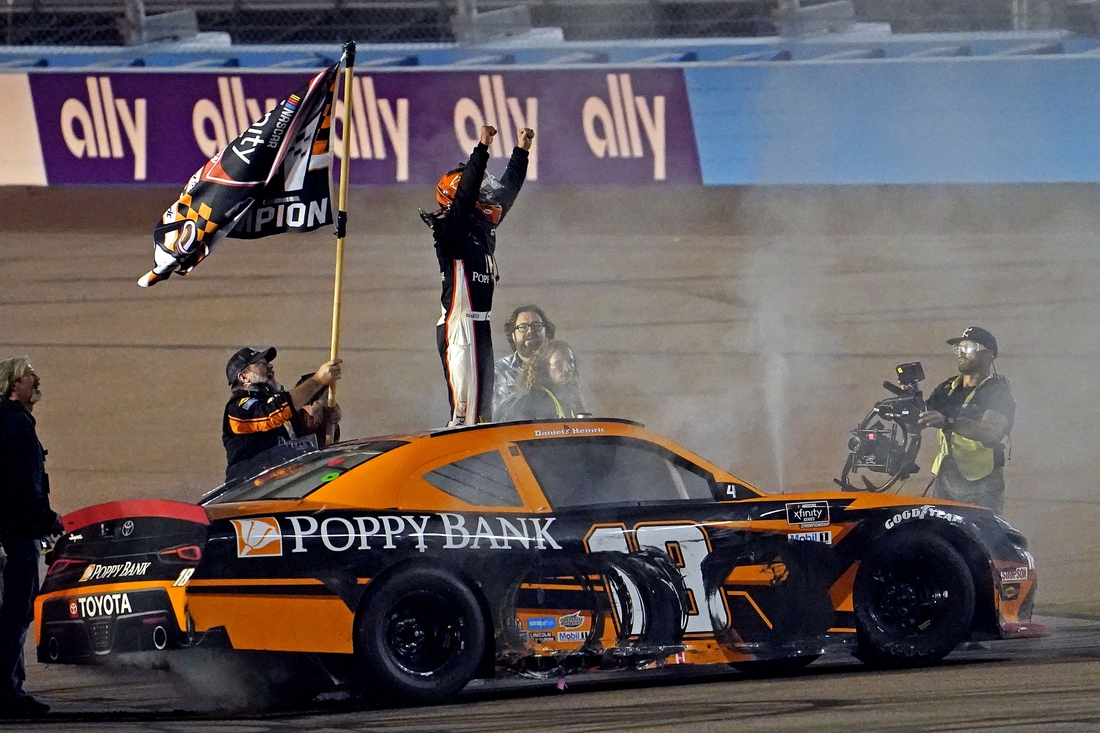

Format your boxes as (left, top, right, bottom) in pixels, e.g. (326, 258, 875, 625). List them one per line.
(3, 53, 1100, 187)
(0, 0, 1073, 46)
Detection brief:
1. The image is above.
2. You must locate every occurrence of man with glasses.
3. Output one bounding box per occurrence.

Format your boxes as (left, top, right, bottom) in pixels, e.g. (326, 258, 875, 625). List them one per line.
(493, 305, 556, 418)
(918, 327, 1015, 513)
(222, 347, 341, 482)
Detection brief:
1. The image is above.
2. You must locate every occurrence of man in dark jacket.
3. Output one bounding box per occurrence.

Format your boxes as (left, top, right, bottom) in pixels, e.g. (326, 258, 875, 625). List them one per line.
(0, 356, 60, 717)
(492, 304, 555, 418)
(423, 124, 534, 426)
(222, 347, 341, 482)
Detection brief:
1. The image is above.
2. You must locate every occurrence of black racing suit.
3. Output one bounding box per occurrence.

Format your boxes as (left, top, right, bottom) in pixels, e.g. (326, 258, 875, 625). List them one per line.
(427, 142, 528, 425)
(222, 383, 316, 482)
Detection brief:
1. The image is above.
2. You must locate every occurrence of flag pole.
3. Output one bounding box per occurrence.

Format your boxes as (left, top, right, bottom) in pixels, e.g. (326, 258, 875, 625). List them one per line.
(327, 40, 356, 423)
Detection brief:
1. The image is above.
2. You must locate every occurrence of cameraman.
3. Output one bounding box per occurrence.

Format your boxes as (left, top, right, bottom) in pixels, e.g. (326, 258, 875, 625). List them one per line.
(918, 327, 1014, 514)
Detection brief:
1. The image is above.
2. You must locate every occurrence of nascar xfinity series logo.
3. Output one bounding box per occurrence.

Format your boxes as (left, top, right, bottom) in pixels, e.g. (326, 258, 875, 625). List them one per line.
(231, 513, 562, 558)
(884, 505, 964, 530)
(68, 592, 132, 619)
(786, 501, 830, 528)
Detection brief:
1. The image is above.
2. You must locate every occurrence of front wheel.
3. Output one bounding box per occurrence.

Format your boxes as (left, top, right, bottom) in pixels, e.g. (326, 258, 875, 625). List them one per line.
(854, 532, 975, 668)
(354, 567, 486, 704)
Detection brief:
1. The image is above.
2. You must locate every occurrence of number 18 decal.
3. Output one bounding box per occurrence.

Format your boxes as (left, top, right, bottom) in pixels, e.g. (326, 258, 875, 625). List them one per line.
(585, 522, 730, 635)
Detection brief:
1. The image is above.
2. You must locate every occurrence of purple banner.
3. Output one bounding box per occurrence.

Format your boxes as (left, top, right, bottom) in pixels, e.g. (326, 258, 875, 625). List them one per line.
(29, 69, 700, 187)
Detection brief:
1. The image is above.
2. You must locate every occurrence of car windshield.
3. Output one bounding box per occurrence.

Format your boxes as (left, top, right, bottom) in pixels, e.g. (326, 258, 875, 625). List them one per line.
(203, 441, 406, 505)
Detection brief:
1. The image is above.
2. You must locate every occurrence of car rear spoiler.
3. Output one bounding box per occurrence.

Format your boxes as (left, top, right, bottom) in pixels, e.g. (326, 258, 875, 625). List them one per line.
(63, 500, 210, 533)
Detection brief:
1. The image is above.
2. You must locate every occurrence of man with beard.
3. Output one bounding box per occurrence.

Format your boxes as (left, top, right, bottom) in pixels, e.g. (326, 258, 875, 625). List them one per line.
(493, 305, 556, 419)
(918, 327, 1015, 513)
(497, 340, 589, 422)
(222, 347, 341, 482)
(0, 356, 61, 717)
(423, 125, 534, 426)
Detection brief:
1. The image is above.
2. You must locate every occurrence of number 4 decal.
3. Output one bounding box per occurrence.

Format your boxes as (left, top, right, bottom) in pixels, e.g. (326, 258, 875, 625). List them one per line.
(585, 522, 730, 635)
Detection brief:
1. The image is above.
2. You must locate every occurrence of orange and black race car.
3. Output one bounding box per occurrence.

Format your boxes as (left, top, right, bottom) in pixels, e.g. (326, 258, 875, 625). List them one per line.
(36, 419, 1040, 703)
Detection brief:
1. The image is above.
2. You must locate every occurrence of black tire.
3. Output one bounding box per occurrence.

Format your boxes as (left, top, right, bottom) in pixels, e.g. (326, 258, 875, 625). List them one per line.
(354, 566, 486, 704)
(854, 532, 975, 668)
(733, 654, 820, 677)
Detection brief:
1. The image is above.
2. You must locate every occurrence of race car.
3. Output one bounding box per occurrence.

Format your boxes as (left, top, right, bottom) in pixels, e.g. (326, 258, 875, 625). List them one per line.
(35, 418, 1040, 703)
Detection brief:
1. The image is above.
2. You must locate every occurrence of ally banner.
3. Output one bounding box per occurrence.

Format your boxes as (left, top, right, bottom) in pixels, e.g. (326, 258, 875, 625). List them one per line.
(26, 69, 701, 187)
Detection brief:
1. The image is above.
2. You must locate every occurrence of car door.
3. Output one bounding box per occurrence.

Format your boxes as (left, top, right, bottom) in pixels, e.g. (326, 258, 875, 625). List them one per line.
(512, 434, 839, 661)
(506, 435, 723, 657)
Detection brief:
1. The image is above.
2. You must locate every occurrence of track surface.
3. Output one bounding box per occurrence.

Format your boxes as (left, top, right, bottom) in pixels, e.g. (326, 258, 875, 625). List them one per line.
(1, 615, 1098, 731)
(2, 184, 1100, 729)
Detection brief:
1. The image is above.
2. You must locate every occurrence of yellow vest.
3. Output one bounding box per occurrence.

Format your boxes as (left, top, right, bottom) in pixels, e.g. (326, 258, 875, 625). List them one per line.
(541, 387, 574, 419)
(931, 375, 1000, 481)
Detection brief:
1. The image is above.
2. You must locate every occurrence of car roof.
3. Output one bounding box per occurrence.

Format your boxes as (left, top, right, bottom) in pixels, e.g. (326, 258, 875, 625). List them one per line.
(205, 418, 762, 519)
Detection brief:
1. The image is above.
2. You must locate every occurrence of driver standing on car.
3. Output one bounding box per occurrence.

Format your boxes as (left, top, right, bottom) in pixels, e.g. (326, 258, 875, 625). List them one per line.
(422, 125, 533, 427)
(918, 327, 1015, 514)
(223, 347, 341, 482)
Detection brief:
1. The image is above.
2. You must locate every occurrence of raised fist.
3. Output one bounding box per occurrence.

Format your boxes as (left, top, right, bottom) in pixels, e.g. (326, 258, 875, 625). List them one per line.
(479, 126, 497, 146)
(517, 128, 535, 151)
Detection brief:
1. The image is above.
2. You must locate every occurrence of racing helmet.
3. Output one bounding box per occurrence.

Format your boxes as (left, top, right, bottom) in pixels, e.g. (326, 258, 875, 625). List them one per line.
(435, 166, 464, 209)
(435, 164, 503, 224)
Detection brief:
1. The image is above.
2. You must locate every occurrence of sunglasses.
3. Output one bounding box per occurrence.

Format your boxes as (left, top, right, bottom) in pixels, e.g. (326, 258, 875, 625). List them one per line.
(954, 341, 987, 356)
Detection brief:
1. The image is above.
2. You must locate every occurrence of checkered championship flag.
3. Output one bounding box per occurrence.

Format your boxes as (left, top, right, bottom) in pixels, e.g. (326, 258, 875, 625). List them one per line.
(138, 62, 339, 287)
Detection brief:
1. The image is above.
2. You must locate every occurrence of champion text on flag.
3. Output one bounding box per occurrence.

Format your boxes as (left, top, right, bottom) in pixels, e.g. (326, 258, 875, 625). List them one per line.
(138, 63, 339, 287)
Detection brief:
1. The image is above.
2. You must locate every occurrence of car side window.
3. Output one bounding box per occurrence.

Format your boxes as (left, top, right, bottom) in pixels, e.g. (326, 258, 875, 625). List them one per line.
(670, 461, 714, 500)
(517, 436, 715, 508)
(423, 450, 523, 507)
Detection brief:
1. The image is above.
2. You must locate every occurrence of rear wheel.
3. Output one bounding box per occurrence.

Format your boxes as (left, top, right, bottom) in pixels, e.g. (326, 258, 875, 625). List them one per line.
(355, 567, 486, 704)
(854, 532, 975, 668)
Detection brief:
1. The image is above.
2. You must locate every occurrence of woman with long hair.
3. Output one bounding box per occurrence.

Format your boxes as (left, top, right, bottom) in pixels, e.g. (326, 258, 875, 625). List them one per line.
(497, 340, 588, 422)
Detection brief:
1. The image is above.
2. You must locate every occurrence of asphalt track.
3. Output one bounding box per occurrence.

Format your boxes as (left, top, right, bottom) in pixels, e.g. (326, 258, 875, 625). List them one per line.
(3, 183, 1100, 730)
(2, 615, 1099, 731)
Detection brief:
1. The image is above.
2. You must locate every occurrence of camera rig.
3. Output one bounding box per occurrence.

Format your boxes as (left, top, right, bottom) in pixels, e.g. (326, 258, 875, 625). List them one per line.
(835, 362, 926, 493)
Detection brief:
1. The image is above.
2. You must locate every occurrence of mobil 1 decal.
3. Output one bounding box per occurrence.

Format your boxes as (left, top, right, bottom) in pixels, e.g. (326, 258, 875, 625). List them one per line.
(230, 513, 561, 558)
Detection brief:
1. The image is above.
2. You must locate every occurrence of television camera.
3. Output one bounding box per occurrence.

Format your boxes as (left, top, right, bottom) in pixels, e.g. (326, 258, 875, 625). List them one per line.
(835, 362, 927, 493)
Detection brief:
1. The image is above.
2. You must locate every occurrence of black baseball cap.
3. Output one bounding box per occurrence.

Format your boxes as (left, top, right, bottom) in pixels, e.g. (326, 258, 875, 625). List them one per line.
(225, 346, 277, 386)
(947, 327, 997, 356)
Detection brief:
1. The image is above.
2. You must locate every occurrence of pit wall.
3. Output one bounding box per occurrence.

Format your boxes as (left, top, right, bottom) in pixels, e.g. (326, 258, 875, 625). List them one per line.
(3, 56, 1100, 187)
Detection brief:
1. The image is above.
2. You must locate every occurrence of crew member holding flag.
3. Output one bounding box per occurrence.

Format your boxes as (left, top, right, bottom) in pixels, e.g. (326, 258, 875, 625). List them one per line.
(423, 125, 534, 426)
(222, 347, 342, 482)
(140, 43, 361, 474)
